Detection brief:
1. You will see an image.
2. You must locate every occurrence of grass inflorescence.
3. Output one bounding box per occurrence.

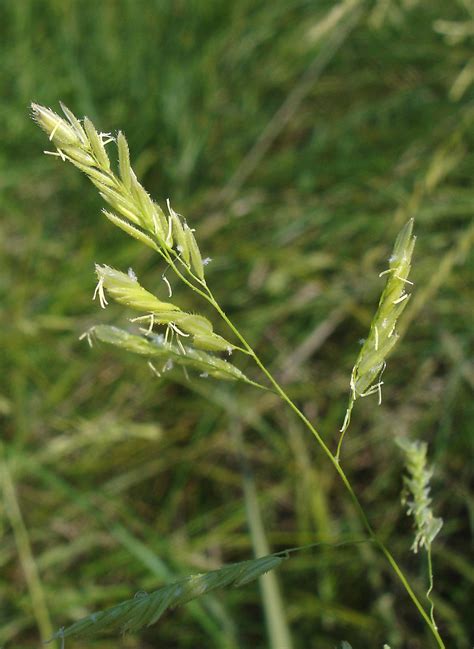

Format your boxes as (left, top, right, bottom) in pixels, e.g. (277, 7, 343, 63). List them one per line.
(2, 3, 472, 648)
(32, 102, 447, 649)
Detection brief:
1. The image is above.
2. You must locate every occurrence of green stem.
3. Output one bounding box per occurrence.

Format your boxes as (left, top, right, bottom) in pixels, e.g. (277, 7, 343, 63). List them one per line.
(426, 548, 438, 632)
(336, 393, 354, 462)
(206, 291, 445, 649)
(0, 443, 56, 648)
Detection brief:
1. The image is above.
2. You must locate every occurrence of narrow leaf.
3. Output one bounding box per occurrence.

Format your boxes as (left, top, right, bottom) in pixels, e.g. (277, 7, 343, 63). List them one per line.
(50, 555, 285, 640)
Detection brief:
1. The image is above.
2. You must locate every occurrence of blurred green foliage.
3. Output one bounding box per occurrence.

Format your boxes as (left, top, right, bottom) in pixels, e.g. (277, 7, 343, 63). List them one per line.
(0, 1, 472, 647)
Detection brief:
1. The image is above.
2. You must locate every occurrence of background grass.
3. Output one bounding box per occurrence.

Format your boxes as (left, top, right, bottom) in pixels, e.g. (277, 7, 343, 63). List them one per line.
(1, 1, 473, 647)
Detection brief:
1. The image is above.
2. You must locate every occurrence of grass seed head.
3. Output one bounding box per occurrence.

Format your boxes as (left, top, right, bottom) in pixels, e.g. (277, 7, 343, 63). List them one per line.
(351, 219, 416, 399)
(396, 437, 443, 553)
(32, 103, 208, 280)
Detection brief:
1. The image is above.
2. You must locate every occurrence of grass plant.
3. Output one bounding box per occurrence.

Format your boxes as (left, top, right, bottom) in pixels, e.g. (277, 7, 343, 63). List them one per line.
(2, 2, 472, 648)
(32, 103, 447, 647)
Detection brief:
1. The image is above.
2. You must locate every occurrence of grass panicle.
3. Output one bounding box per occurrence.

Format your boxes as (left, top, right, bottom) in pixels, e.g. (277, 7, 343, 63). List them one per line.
(34, 104, 447, 649)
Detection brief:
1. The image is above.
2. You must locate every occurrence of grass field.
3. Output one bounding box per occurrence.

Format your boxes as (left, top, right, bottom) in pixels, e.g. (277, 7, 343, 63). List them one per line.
(1, 1, 473, 648)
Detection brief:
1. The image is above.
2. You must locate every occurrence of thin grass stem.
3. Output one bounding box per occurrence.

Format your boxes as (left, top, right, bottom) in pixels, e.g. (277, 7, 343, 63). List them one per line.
(0, 443, 57, 648)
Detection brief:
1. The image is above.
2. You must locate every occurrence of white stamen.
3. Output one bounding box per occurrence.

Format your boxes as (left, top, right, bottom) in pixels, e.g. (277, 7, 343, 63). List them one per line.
(169, 322, 189, 337)
(146, 314, 155, 334)
(148, 361, 162, 377)
(166, 198, 177, 217)
(93, 277, 108, 308)
(377, 381, 383, 405)
(393, 293, 409, 304)
(164, 325, 170, 345)
(49, 121, 60, 141)
(177, 337, 187, 355)
(100, 132, 114, 145)
(395, 274, 414, 285)
(162, 275, 172, 297)
(166, 215, 173, 245)
(79, 330, 94, 348)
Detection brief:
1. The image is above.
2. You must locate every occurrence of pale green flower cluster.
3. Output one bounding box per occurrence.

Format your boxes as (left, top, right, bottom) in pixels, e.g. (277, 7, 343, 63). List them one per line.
(94, 265, 233, 353)
(32, 103, 250, 383)
(31, 103, 205, 279)
(339, 219, 416, 447)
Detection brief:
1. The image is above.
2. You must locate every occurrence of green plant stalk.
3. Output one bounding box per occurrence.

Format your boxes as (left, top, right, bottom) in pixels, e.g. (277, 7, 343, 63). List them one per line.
(204, 290, 446, 649)
(0, 443, 56, 648)
(427, 549, 438, 631)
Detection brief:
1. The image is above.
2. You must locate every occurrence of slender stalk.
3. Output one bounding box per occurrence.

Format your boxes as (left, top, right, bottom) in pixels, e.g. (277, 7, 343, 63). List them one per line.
(0, 443, 56, 648)
(427, 549, 438, 631)
(205, 289, 446, 649)
(336, 394, 354, 462)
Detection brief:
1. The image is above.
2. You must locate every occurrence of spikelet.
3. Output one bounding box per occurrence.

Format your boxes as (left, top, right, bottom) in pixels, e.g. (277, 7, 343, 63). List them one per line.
(32, 103, 207, 280)
(93, 265, 234, 352)
(94, 265, 179, 313)
(352, 219, 415, 397)
(32, 103, 82, 146)
(167, 199, 190, 264)
(185, 224, 205, 280)
(83, 117, 111, 170)
(338, 220, 416, 446)
(117, 131, 132, 189)
(89, 325, 248, 383)
(396, 438, 443, 553)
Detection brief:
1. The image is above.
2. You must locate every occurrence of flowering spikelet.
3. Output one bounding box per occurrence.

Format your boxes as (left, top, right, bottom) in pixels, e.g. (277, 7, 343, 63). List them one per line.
(351, 218, 415, 398)
(88, 325, 249, 383)
(31, 103, 206, 282)
(339, 220, 416, 443)
(396, 438, 443, 553)
(94, 265, 234, 352)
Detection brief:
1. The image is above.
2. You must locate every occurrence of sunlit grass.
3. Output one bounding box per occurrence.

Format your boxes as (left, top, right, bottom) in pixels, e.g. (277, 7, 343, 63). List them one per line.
(1, 1, 472, 647)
